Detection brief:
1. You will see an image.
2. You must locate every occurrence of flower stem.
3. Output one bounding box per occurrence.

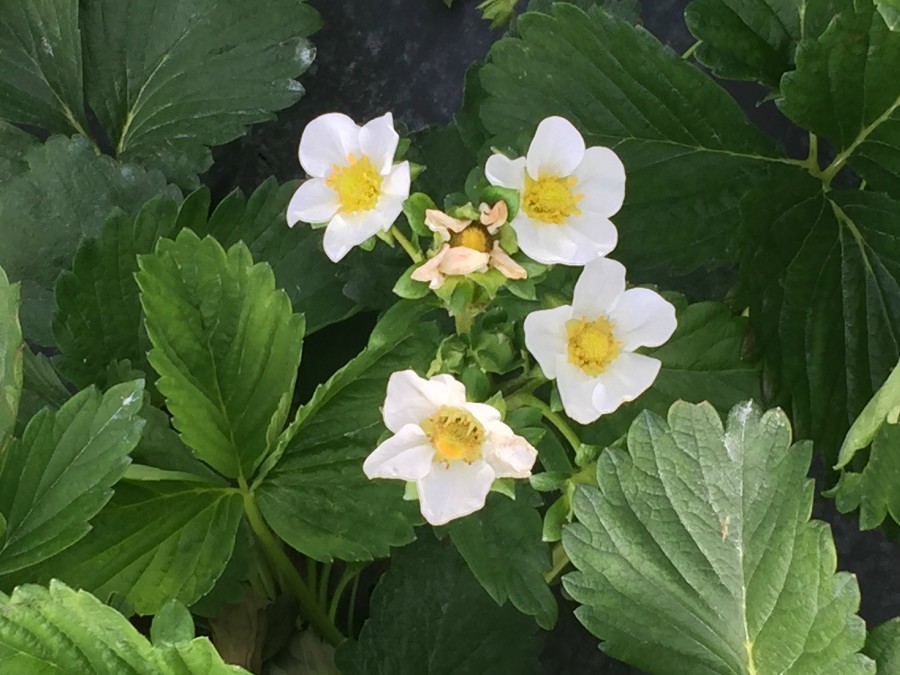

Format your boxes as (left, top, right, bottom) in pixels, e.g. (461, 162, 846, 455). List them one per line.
(239, 479, 344, 646)
(681, 39, 702, 60)
(390, 225, 423, 263)
(507, 392, 582, 452)
(543, 543, 571, 583)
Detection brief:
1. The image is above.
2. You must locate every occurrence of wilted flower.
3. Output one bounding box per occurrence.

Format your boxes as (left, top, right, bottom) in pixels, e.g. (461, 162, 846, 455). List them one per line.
(523, 258, 676, 424)
(287, 112, 410, 262)
(410, 202, 527, 289)
(363, 370, 538, 525)
(485, 116, 625, 266)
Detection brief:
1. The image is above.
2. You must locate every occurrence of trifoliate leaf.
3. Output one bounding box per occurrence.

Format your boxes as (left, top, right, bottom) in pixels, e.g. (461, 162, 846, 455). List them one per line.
(865, 618, 900, 672)
(563, 400, 874, 674)
(334, 538, 542, 675)
(0, 381, 145, 577)
(479, 3, 779, 277)
(780, 0, 900, 195)
(256, 302, 438, 561)
(0, 267, 22, 453)
(137, 230, 305, 479)
(447, 491, 557, 628)
(0, 135, 175, 345)
(0, 581, 248, 674)
(831, 422, 900, 530)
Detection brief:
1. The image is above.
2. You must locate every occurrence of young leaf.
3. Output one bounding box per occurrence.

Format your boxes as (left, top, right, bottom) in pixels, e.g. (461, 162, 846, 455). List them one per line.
(836, 357, 900, 468)
(334, 538, 542, 675)
(865, 618, 900, 672)
(0, 581, 247, 674)
(831, 422, 900, 530)
(447, 491, 557, 629)
(151, 599, 196, 646)
(0, 266, 22, 452)
(137, 230, 305, 479)
(81, 0, 321, 185)
(0, 381, 145, 576)
(479, 3, 779, 276)
(563, 401, 874, 674)
(256, 303, 438, 561)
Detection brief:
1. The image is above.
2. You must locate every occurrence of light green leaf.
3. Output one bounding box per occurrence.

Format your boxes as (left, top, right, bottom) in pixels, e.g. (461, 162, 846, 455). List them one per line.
(0, 122, 37, 181)
(447, 491, 557, 629)
(831, 422, 900, 530)
(0, 267, 22, 452)
(780, 0, 900, 195)
(137, 230, 305, 479)
(877, 0, 900, 29)
(256, 302, 438, 562)
(865, 618, 900, 671)
(26, 481, 243, 615)
(0, 581, 248, 674)
(479, 3, 779, 276)
(151, 599, 195, 646)
(81, 0, 320, 185)
(0, 135, 175, 345)
(0, 381, 145, 577)
(334, 538, 542, 675)
(563, 401, 874, 674)
(0, 0, 86, 134)
(836, 357, 900, 468)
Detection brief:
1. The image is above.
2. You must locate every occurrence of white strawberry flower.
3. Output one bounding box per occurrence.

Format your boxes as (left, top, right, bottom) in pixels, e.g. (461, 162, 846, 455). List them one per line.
(363, 370, 538, 526)
(485, 116, 625, 266)
(524, 258, 676, 424)
(287, 112, 411, 262)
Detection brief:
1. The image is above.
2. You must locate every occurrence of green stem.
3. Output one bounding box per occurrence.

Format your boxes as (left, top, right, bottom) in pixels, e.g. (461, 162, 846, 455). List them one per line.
(240, 480, 344, 646)
(508, 392, 581, 451)
(681, 39, 702, 60)
(329, 565, 362, 623)
(390, 225, 423, 263)
(543, 543, 571, 583)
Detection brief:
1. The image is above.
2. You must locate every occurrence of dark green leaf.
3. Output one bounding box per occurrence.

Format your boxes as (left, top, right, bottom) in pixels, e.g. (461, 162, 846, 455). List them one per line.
(137, 230, 305, 478)
(334, 538, 542, 675)
(0, 122, 37, 181)
(563, 401, 874, 674)
(0, 266, 22, 452)
(865, 618, 900, 672)
(526, 0, 641, 25)
(14, 348, 70, 436)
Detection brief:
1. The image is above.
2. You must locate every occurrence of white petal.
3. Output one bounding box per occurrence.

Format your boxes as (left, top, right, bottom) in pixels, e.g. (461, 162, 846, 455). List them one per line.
(608, 288, 678, 351)
(383, 370, 467, 433)
(299, 113, 361, 178)
(523, 305, 571, 379)
(555, 358, 603, 425)
(439, 247, 490, 275)
(363, 425, 435, 480)
(526, 116, 585, 179)
(510, 211, 616, 266)
(381, 161, 411, 198)
(572, 257, 627, 318)
(359, 112, 399, 175)
(483, 421, 538, 478)
(322, 211, 381, 262)
(286, 179, 340, 226)
(462, 402, 502, 427)
(591, 352, 661, 415)
(485, 154, 526, 191)
(574, 146, 626, 217)
(417, 460, 495, 525)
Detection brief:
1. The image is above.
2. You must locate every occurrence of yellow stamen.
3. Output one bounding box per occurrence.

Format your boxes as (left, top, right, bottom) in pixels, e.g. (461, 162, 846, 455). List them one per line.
(522, 175, 583, 224)
(566, 317, 621, 376)
(325, 153, 383, 212)
(422, 406, 485, 464)
(449, 223, 492, 253)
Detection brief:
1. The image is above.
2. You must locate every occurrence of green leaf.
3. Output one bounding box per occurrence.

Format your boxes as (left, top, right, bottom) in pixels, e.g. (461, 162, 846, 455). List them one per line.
(334, 538, 542, 675)
(563, 401, 874, 674)
(780, 0, 900, 195)
(0, 267, 22, 452)
(836, 357, 900, 468)
(0, 0, 86, 134)
(137, 230, 305, 479)
(81, 0, 321, 185)
(0, 122, 37, 181)
(447, 491, 557, 629)
(526, 0, 642, 24)
(0, 135, 175, 345)
(256, 302, 439, 562)
(582, 300, 759, 446)
(0, 581, 248, 674)
(0, 381, 145, 577)
(865, 618, 900, 672)
(877, 0, 900, 29)
(831, 422, 900, 530)
(14, 348, 71, 437)
(151, 599, 195, 646)
(26, 481, 243, 615)
(479, 3, 779, 276)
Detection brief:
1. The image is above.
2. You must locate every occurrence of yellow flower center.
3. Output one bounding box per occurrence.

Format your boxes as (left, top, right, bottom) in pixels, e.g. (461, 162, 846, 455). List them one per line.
(567, 317, 621, 376)
(522, 174, 583, 224)
(421, 406, 485, 464)
(325, 153, 383, 213)
(449, 223, 492, 253)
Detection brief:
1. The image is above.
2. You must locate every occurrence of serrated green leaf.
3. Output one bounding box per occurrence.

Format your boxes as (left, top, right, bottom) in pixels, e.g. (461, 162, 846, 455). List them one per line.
(256, 303, 438, 561)
(0, 381, 145, 577)
(26, 481, 243, 615)
(448, 491, 557, 628)
(0, 135, 176, 345)
(0, 0, 86, 134)
(137, 230, 305, 479)
(334, 538, 542, 675)
(0, 122, 37, 181)
(0, 581, 247, 674)
(479, 3, 779, 276)
(563, 400, 874, 674)
(0, 267, 22, 452)
(865, 618, 900, 671)
(81, 0, 321, 185)
(832, 422, 900, 530)
(780, 0, 900, 195)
